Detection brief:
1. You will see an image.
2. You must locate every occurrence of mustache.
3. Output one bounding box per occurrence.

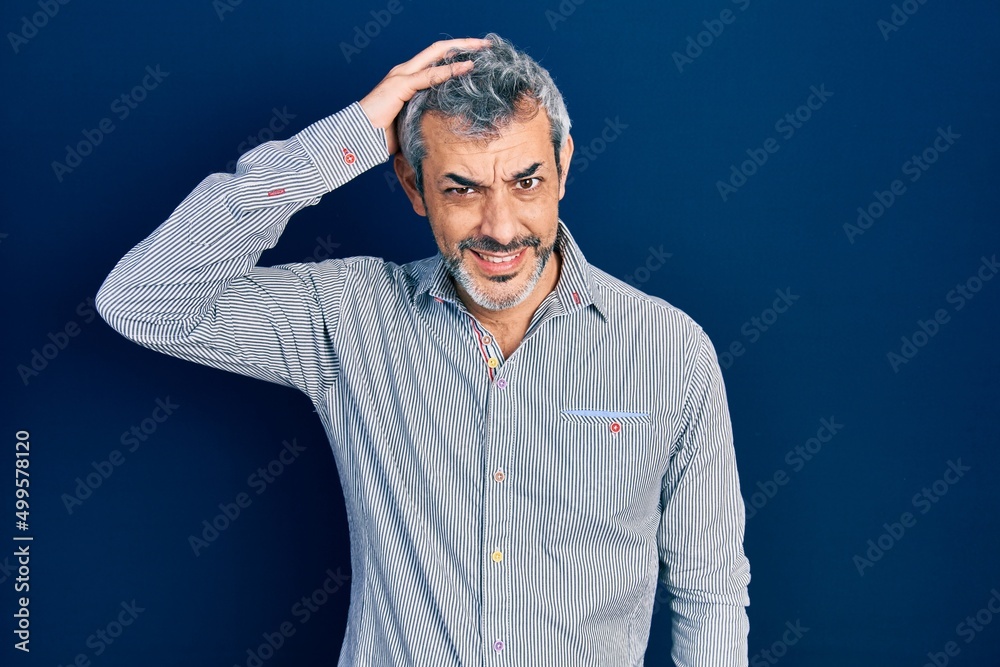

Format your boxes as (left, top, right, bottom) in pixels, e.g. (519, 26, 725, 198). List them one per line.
(458, 235, 541, 254)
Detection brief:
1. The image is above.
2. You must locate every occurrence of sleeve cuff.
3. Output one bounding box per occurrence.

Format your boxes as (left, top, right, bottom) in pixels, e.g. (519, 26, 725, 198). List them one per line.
(296, 101, 391, 192)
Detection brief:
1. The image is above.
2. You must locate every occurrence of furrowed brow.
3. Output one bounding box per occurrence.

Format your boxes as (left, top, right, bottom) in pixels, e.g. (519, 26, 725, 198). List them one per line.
(510, 162, 544, 180)
(439, 162, 545, 189)
(441, 173, 482, 188)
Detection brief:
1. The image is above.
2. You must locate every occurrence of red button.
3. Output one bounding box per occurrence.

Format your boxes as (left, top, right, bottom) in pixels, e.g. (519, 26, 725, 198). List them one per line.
(610, 421, 622, 433)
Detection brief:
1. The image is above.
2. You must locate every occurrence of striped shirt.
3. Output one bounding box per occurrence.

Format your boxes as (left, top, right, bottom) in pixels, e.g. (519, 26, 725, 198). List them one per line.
(96, 102, 750, 667)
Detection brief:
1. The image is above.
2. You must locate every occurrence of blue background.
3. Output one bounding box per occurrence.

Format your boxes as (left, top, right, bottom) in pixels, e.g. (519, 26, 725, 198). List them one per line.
(2, 0, 999, 665)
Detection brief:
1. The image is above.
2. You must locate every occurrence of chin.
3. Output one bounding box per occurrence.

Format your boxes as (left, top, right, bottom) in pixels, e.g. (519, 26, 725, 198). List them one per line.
(466, 275, 535, 311)
(455, 261, 540, 311)
(442, 236, 556, 312)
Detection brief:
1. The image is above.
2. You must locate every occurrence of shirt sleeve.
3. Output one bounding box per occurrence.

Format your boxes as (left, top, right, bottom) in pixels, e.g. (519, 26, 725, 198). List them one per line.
(95, 102, 390, 403)
(657, 326, 751, 667)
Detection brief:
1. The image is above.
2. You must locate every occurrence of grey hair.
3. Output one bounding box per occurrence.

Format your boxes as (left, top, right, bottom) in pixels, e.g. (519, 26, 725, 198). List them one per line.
(396, 32, 572, 195)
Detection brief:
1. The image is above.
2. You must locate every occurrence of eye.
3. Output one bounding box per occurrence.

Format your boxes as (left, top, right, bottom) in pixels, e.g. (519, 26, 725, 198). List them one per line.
(445, 187, 476, 196)
(515, 177, 542, 191)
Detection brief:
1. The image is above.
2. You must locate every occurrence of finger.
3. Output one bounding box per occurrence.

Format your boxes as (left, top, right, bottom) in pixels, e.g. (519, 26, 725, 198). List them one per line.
(359, 60, 473, 129)
(404, 61, 474, 97)
(395, 37, 492, 75)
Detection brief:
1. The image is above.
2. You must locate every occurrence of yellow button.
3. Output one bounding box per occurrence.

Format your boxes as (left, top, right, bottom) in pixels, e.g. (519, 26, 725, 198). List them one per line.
(491, 550, 503, 563)
(487, 357, 499, 368)
(493, 469, 506, 483)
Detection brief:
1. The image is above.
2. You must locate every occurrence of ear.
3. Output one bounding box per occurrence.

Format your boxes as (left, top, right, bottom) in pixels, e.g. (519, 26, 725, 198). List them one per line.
(557, 133, 574, 200)
(394, 153, 428, 217)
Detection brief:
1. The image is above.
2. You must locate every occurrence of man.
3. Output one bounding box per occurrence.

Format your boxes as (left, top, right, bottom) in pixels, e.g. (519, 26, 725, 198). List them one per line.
(97, 33, 750, 667)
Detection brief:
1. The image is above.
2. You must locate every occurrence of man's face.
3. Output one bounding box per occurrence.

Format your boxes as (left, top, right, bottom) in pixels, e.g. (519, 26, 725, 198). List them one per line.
(396, 103, 573, 312)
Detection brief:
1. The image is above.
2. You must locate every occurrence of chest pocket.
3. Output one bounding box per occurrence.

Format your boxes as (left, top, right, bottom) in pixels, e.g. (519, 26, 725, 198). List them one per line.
(560, 409, 651, 427)
(556, 409, 663, 518)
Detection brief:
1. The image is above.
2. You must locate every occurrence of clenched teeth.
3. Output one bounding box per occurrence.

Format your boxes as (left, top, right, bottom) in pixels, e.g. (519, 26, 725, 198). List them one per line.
(476, 251, 520, 263)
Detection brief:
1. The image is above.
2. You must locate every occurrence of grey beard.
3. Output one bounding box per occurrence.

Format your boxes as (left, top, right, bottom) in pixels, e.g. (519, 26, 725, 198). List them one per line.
(444, 241, 556, 311)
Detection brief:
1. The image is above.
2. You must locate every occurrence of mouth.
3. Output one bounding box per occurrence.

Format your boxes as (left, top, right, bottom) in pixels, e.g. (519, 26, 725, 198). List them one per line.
(470, 248, 528, 274)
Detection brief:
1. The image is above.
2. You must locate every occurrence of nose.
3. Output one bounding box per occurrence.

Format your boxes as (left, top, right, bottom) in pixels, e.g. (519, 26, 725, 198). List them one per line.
(477, 189, 520, 248)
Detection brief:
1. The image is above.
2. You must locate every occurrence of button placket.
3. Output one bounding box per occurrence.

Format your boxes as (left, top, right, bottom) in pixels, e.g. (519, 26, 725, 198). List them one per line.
(482, 337, 513, 661)
(467, 315, 505, 380)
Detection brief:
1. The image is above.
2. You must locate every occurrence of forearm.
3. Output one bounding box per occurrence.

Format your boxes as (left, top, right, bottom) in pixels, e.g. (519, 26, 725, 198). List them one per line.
(669, 596, 750, 666)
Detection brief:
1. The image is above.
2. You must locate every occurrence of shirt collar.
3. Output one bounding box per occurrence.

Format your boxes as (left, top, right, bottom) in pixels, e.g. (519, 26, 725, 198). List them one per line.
(414, 219, 608, 322)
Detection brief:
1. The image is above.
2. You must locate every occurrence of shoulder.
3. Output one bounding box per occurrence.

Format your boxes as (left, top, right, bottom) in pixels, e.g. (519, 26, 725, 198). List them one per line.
(589, 264, 709, 346)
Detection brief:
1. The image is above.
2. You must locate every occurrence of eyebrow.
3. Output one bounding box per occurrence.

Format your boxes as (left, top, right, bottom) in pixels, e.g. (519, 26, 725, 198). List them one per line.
(440, 162, 544, 188)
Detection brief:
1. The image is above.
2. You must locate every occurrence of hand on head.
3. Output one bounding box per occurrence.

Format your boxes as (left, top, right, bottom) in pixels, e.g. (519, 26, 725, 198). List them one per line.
(360, 38, 493, 155)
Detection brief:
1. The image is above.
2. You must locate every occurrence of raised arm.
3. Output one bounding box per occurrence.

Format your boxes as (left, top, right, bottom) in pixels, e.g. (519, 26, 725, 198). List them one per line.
(96, 38, 491, 402)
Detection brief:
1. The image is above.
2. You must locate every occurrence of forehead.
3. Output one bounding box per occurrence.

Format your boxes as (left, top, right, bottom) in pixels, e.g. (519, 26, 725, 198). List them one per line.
(420, 106, 553, 172)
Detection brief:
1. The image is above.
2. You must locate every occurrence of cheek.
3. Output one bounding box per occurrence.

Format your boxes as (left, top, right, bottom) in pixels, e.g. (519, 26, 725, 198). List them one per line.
(426, 205, 474, 250)
(524, 191, 562, 234)
(500, 191, 559, 229)
(523, 198, 555, 223)
(532, 183, 564, 213)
